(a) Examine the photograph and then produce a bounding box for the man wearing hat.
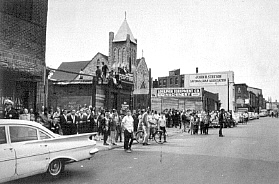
[3,99,18,119]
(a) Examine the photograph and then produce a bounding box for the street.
[7,117,279,184]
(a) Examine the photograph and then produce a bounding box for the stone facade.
[78,53,108,80]
[109,33,137,73]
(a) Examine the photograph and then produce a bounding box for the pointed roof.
[113,19,137,44]
[51,60,90,81]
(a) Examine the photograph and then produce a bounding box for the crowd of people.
[2,98,238,153]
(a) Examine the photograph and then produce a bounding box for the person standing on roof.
[101,62,108,79]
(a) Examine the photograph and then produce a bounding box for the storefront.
[151,88,219,113]
[48,74,134,113]
[0,51,45,117]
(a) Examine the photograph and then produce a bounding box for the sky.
[46,0,279,101]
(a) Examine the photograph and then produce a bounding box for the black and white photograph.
[0,0,279,183]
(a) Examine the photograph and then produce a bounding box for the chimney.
[196,67,198,74]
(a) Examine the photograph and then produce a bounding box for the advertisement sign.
[0,50,43,76]
[155,88,201,98]
[119,73,133,83]
[189,73,228,86]
[58,96,92,110]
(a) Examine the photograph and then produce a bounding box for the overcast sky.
[46,0,279,101]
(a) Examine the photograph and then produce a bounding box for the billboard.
[152,88,202,98]
[189,73,228,86]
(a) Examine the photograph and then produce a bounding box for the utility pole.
[228,77,230,112]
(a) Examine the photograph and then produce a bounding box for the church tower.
[108,15,137,73]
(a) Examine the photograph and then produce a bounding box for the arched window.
[114,48,118,62]
[118,48,122,65]
[97,59,100,65]
[122,48,126,64]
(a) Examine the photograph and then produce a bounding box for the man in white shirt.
[142,110,150,145]
[122,110,134,153]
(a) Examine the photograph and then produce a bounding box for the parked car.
[259,112,267,117]
[259,109,268,117]
[254,113,259,119]
[232,112,243,124]
[0,119,98,183]
[248,112,255,120]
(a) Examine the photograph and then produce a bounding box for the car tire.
[47,159,65,177]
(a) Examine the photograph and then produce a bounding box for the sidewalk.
[95,127,183,152]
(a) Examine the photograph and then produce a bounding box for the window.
[114,48,118,62]
[181,76,184,87]
[170,78,173,85]
[9,126,38,143]
[122,48,126,63]
[159,80,162,86]
[163,79,166,85]
[175,77,178,84]
[97,59,100,65]
[0,126,7,144]
[39,131,51,140]
[238,88,241,93]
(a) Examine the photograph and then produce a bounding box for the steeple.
[113,14,137,44]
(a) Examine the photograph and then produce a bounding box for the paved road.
[7,117,279,184]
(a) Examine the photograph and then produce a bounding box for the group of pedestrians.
[162,108,237,137]
[2,98,236,154]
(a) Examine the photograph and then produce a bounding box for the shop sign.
[58,96,92,111]
[156,88,201,97]
[189,73,228,86]
[119,73,133,83]
[0,50,43,76]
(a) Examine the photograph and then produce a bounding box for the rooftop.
[113,19,137,44]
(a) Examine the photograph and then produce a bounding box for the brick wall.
[0,0,48,64]
[0,0,48,110]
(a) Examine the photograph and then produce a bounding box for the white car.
[0,119,98,183]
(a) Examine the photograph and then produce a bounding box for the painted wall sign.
[119,73,133,83]
[189,73,228,86]
[155,88,201,98]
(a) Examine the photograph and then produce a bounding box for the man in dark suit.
[219,109,225,137]
[60,109,68,135]
[79,109,87,133]
[67,109,78,135]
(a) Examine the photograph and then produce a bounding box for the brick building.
[155,70,235,112]
[49,17,150,112]
[0,0,48,116]
[157,69,184,88]
[234,83,265,112]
